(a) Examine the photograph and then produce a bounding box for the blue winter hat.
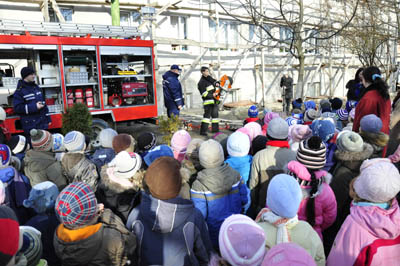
[267,174,302,218]
[23,181,59,214]
[170,64,182,71]
[345,100,357,112]
[336,109,349,121]
[292,99,303,110]
[248,105,259,118]
[360,114,382,134]
[311,119,335,142]
[144,145,174,166]
[304,101,316,111]
[286,117,298,126]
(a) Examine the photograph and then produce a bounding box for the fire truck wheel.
[92,118,111,148]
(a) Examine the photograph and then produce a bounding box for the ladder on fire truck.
[0,19,142,38]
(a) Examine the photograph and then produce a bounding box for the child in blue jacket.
[191,139,248,247]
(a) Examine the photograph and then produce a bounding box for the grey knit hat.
[267,117,289,140]
[336,131,364,153]
[199,139,224,169]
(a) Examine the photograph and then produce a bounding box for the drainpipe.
[111,0,120,26]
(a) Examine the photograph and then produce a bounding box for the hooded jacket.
[62,153,99,192]
[327,200,400,266]
[249,145,297,213]
[258,219,326,266]
[24,150,68,190]
[225,155,253,185]
[323,143,374,255]
[297,171,337,240]
[163,71,184,109]
[13,80,51,132]
[97,166,144,223]
[190,163,248,246]
[0,167,33,224]
[126,192,213,266]
[54,208,137,266]
[360,130,389,158]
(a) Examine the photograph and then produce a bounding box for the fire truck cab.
[0,19,158,134]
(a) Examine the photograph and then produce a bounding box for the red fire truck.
[0,19,158,135]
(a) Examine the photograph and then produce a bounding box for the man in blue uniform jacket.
[13,67,51,140]
[163,64,184,117]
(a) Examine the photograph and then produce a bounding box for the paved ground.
[114,102,285,144]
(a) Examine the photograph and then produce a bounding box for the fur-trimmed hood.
[100,165,145,194]
[360,130,389,147]
[334,143,374,170]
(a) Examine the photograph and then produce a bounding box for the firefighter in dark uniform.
[13,67,51,142]
[280,72,294,115]
[198,66,220,136]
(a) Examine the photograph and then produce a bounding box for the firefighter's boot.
[200,121,209,136]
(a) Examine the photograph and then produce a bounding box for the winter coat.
[280,76,293,98]
[127,191,213,266]
[225,155,252,185]
[24,150,68,190]
[353,84,391,135]
[360,130,389,158]
[89,148,115,174]
[97,166,143,223]
[26,212,60,266]
[13,80,51,132]
[62,153,99,191]
[190,163,248,246]
[0,166,33,224]
[323,143,374,255]
[346,80,364,102]
[243,117,260,126]
[323,140,337,172]
[388,96,400,160]
[297,172,337,240]
[54,208,137,266]
[163,71,184,110]
[327,200,400,266]
[258,219,326,266]
[0,122,11,144]
[249,145,297,213]
[198,75,218,105]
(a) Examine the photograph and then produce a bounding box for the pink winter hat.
[264,112,280,125]
[261,243,316,266]
[354,158,400,203]
[219,214,266,266]
[237,127,252,141]
[244,122,262,141]
[288,125,312,142]
[171,130,191,162]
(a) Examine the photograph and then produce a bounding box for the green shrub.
[158,115,183,145]
[62,103,93,136]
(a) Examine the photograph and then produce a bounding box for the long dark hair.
[362,66,390,100]
[354,67,364,83]
[306,171,319,227]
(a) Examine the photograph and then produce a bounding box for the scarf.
[255,208,299,244]
[266,140,290,149]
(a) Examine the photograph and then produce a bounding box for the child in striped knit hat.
[288,136,337,240]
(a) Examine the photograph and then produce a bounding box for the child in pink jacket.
[327,158,400,266]
[289,136,337,240]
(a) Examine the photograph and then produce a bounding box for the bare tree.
[216,0,359,98]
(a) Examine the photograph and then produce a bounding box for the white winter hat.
[199,139,224,169]
[99,128,118,149]
[354,158,400,203]
[227,131,250,157]
[64,131,86,152]
[109,151,142,179]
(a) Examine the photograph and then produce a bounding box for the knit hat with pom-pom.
[296,136,326,170]
[30,129,53,152]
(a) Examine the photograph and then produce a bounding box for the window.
[120,11,141,27]
[279,26,293,53]
[49,7,73,22]
[170,16,188,51]
[209,19,238,49]
[304,29,319,54]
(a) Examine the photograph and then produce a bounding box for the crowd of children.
[1,66,400,266]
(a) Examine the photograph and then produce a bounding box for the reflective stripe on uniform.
[206,85,214,91]
[23,93,35,99]
[203,100,215,105]
[202,119,211,123]
[212,119,219,123]
[25,104,29,114]
[202,91,208,97]
[174,98,182,102]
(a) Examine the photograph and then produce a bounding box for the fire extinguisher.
[67,89,74,107]
[85,88,94,108]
